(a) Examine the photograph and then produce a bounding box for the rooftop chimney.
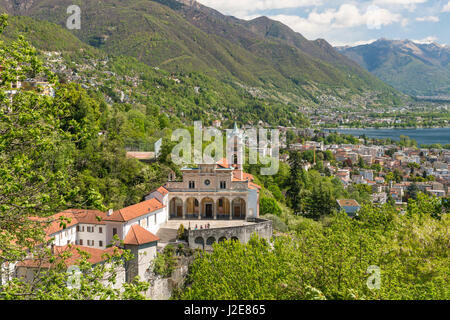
[107,209,113,216]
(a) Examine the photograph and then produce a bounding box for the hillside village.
[3,124,448,297]
[37,50,449,130]
[285,138,449,211]
[1,3,449,301]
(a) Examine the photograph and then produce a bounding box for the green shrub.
[262,213,288,232]
[260,197,282,216]
[177,224,185,240]
[152,245,177,277]
[268,185,284,203]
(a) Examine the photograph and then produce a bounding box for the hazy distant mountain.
[337,39,450,97]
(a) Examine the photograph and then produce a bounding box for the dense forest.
[179,193,449,300]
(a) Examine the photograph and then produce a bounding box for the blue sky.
[197,0,450,46]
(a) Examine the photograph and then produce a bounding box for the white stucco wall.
[105,222,125,246]
[124,206,166,236]
[247,188,259,219]
[76,224,107,248]
[51,225,77,246]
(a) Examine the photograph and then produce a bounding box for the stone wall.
[145,219,273,299]
[145,255,192,300]
[187,218,273,250]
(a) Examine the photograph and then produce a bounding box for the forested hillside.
[0,15,310,130]
[0,0,404,110]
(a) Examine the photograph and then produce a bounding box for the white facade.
[50,225,77,246]
[104,201,167,246]
[76,223,107,248]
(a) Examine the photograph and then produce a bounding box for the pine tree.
[287,151,303,214]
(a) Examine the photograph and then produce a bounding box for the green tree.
[260,197,282,216]
[0,16,153,299]
[286,151,304,214]
[179,197,449,300]
[267,185,283,203]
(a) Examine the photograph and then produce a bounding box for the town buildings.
[284,135,449,212]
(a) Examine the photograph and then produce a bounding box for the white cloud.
[443,1,450,12]
[372,0,427,5]
[416,15,439,22]
[267,4,402,40]
[196,0,322,18]
[413,36,438,44]
[333,39,377,47]
[366,5,402,30]
[372,0,428,12]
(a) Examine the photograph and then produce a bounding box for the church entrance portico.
[201,197,214,219]
[232,198,246,219]
[169,197,183,218]
[205,203,213,218]
[168,194,247,221]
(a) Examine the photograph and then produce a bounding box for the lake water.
[327,128,450,146]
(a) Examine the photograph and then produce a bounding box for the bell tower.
[228,122,243,180]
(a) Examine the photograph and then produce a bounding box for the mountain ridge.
[337,38,450,97]
[0,0,403,108]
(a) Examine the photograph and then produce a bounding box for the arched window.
[206,237,216,246]
[233,154,238,165]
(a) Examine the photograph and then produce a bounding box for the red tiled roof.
[67,209,107,225]
[243,172,254,181]
[124,224,159,245]
[232,170,254,181]
[337,199,360,207]
[30,209,107,239]
[104,198,164,222]
[126,151,155,160]
[30,211,79,238]
[216,158,231,168]
[157,186,169,196]
[17,245,121,268]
